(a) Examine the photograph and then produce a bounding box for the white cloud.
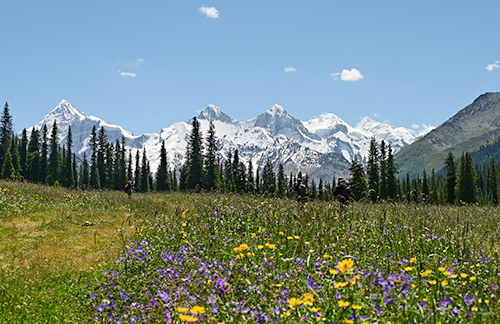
[485,60,500,72]
[198,6,219,18]
[331,68,364,81]
[284,67,297,72]
[126,58,144,67]
[120,72,137,77]
[412,124,420,129]
[418,124,435,136]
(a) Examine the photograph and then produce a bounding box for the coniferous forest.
[1,102,499,204]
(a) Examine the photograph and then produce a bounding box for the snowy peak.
[45,99,87,123]
[197,104,237,124]
[303,113,351,136]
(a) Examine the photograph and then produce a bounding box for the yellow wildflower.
[329,268,338,275]
[303,293,314,306]
[337,259,354,273]
[404,267,413,271]
[190,306,206,315]
[310,307,320,312]
[288,297,303,307]
[352,304,363,310]
[338,300,350,308]
[177,307,189,313]
[179,314,199,322]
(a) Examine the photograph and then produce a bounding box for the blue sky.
[2,0,499,136]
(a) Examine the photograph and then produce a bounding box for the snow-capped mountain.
[25,100,424,182]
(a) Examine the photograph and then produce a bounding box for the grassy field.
[1,180,499,323]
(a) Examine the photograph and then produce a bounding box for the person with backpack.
[295,178,308,204]
[125,180,136,198]
[334,177,351,205]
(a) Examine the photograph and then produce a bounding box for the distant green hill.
[396,92,500,176]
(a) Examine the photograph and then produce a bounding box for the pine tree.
[185,117,204,191]
[80,153,89,188]
[444,152,457,204]
[0,102,14,172]
[488,158,498,205]
[19,129,28,178]
[134,149,141,191]
[379,140,388,199]
[26,128,41,182]
[430,169,438,203]
[1,150,15,179]
[156,141,170,191]
[97,126,108,188]
[366,137,379,202]
[46,121,60,186]
[89,126,100,189]
[247,160,255,194]
[456,152,477,203]
[63,126,75,188]
[223,150,234,192]
[349,156,367,200]
[140,147,150,192]
[386,144,399,199]
[421,169,430,200]
[261,159,276,195]
[204,119,220,191]
[40,124,49,183]
[277,164,286,197]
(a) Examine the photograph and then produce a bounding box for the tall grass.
[1,180,499,323]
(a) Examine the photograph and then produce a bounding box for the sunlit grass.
[1,180,499,323]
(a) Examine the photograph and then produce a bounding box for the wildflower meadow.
[0,180,499,323]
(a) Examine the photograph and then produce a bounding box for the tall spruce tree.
[386,144,399,199]
[40,124,49,183]
[488,158,498,204]
[444,152,457,204]
[277,164,286,197]
[204,120,220,191]
[0,102,14,171]
[89,126,100,188]
[80,153,90,188]
[379,140,388,199]
[140,147,150,192]
[19,129,28,178]
[456,152,477,203]
[63,126,75,188]
[185,117,204,191]
[97,126,108,188]
[46,121,60,186]
[349,156,367,200]
[367,137,379,202]
[27,128,41,182]
[156,141,170,191]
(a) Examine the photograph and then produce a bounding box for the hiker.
[125,180,136,198]
[295,178,308,204]
[334,177,351,205]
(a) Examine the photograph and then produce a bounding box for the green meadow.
[1,179,499,323]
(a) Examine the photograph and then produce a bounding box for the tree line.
[1,102,499,204]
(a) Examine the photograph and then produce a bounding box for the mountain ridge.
[24,100,426,182]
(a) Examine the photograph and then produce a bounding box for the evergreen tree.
[488,158,498,205]
[40,124,48,183]
[185,117,204,191]
[80,153,89,188]
[46,121,60,185]
[26,128,41,182]
[63,126,75,188]
[156,141,170,191]
[379,140,388,199]
[140,147,150,192]
[386,144,399,199]
[134,149,141,191]
[277,164,286,197]
[430,169,438,203]
[421,169,430,200]
[444,152,457,204]
[456,152,477,203]
[19,129,28,178]
[247,160,255,194]
[204,119,221,191]
[261,159,276,195]
[223,150,234,192]
[255,167,260,195]
[233,150,246,193]
[97,126,108,188]
[89,126,100,189]
[127,150,133,183]
[1,150,15,179]
[349,156,367,200]
[367,137,379,202]
[310,179,317,200]
[0,102,14,172]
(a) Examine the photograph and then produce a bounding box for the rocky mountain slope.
[25,100,423,182]
[395,92,500,176]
